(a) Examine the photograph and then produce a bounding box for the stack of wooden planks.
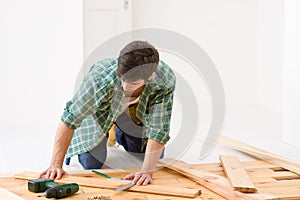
[1,136,300,199]
[0,158,298,199]
[218,135,300,175]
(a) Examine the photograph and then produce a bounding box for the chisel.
[91,170,134,192]
[115,181,134,192]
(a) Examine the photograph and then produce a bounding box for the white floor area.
[1,105,300,174]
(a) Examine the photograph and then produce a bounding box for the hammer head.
[28,178,54,192]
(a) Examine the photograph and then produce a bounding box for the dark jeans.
[65,137,107,170]
[115,127,165,158]
[115,126,145,153]
[65,126,164,170]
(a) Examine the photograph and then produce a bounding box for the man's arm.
[125,88,174,185]
[39,121,74,180]
[124,138,164,185]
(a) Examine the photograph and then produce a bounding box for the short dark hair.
[117,41,159,82]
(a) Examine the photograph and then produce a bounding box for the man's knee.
[115,126,144,153]
[78,140,107,169]
[78,151,106,169]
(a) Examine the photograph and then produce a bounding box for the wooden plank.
[255,179,300,188]
[0,174,14,178]
[2,160,300,200]
[218,136,300,175]
[13,171,200,198]
[0,187,25,200]
[0,177,196,200]
[219,155,257,193]
[246,192,280,200]
[159,158,260,200]
[67,169,127,177]
[259,187,300,200]
[271,171,300,180]
[193,161,281,173]
[248,176,277,184]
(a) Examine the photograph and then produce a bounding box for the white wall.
[257,0,284,112]
[282,0,300,148]
[0,1,83,129]
[133,0,259,108]
[132,0,286,141]
[0,0,83,172]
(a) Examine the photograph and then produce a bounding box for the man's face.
[120,72,155,93]
[121,79,145,92]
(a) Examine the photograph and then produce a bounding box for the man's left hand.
[124,171,153,186]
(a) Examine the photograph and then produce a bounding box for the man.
[40,41,176,186]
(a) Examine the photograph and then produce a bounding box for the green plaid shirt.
[61,58,176,158]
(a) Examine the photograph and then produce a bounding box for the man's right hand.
[39,165,67,180]
[40,122,74,180]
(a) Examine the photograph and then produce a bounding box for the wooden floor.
[1,160,300,200]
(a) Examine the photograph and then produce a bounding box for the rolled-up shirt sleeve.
[145,89,174,144]
[61,68,106,129]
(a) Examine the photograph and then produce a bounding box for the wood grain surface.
[219,155,257,193]
[0,160,299,200]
